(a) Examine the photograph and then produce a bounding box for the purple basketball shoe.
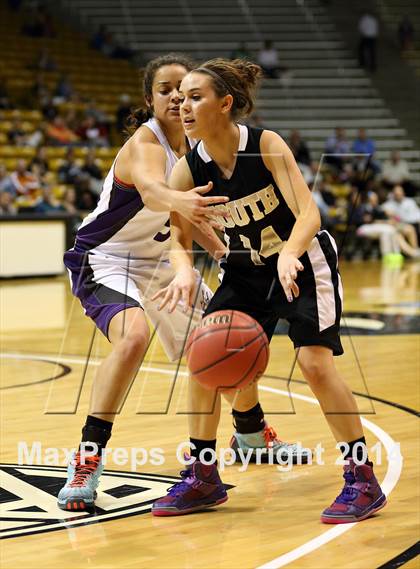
[152,461,228,517]
[321,459,386,524]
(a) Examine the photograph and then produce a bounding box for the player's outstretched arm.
[261,130,321,301]
[129,131,228,227]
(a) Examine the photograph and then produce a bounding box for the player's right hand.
[151,266,196,313]
[173,181,229,229]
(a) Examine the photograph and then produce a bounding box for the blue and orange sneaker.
[152,460,228,517]
[57,452,103,511]
[230,423,312,464]
[321,459,386,523]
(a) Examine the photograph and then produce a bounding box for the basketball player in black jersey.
[152,59,386,523]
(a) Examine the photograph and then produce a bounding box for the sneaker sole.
[57,491,97,512]
[321,495,387,524]
[152,495,228,517]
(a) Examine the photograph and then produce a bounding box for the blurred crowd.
[0,2,418,262]
[283,126,420,262]
[1,113,419,263]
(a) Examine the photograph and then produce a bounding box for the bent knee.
[116,331,150,362]
[297,350,331,385]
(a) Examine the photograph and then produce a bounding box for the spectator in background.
[85,99,109,126]
[74,173,98,211]
[311,183,339,232]
[29,146,49,176]
[34,185,65,214]
[46,116,79,146]
[352,128,380,176]
[58,148,81,184]
[9,159,40,196]
[7,118,26,145]
[62,187,82,233]
[0,164,15,195]
[382,150,417,196]
[90,24,109,52]
[116,94,132,135]
[352,128,375,156]
[81,149,102,179]
[383,185,420,226]
[357,191,419,260]
[64,108,79,132]
[398,16,414,52]
[25,121,47,148]
[81,149,103,194]
[257,40,286,78]
[77,116,109,147]
[40,94,58,121]
[325,127,350,171]
[0,191,17,215]
[289,130,311,166]
[54,74,74,102]
[61,187,79,217]
[90,25,135,60]
[326,127,350,155]
[358,11,379,72]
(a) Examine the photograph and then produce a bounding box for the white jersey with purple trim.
[74,118,194,261]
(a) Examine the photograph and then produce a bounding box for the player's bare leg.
[58,308,149,511]
[297,346,363,441]
[90,308,150,419]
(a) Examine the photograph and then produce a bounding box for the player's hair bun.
[197,58,263,119]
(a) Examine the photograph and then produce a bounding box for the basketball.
[185,310,269,391]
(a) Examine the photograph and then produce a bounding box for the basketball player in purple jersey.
[152,59,386,523]
[58,54,306,512]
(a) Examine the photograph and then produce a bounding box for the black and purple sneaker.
[152,461,228,517]
[321,459,386,524]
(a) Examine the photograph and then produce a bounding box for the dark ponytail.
[125,53,195,135]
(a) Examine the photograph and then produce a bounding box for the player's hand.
[151,266,196,313]
[173,181,229,229]
[277,251,304,302]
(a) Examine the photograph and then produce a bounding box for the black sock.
[80,415,113,456]
[190,438,217,464]
[232,402,265,434]
[340,437,370,464]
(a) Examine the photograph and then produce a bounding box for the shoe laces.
[167,468,195,497]
[69,452,101,487]
[263,425,281,448]
[335,470,358,504]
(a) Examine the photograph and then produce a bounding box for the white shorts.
[64,249,211,361]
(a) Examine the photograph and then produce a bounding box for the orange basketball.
[185,310,269,391]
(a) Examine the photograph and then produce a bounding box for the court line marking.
[2,352,402,567]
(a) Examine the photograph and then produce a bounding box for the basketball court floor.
[1,260,419,568]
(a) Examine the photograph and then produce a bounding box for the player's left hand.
[277,251,304,302]
[151,266,197,313]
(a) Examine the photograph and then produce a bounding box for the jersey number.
[239,225,283,266]
[153,219,170,242]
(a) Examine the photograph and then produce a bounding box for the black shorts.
[204,231,344,356]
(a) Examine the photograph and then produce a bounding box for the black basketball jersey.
[186,124,296,271]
